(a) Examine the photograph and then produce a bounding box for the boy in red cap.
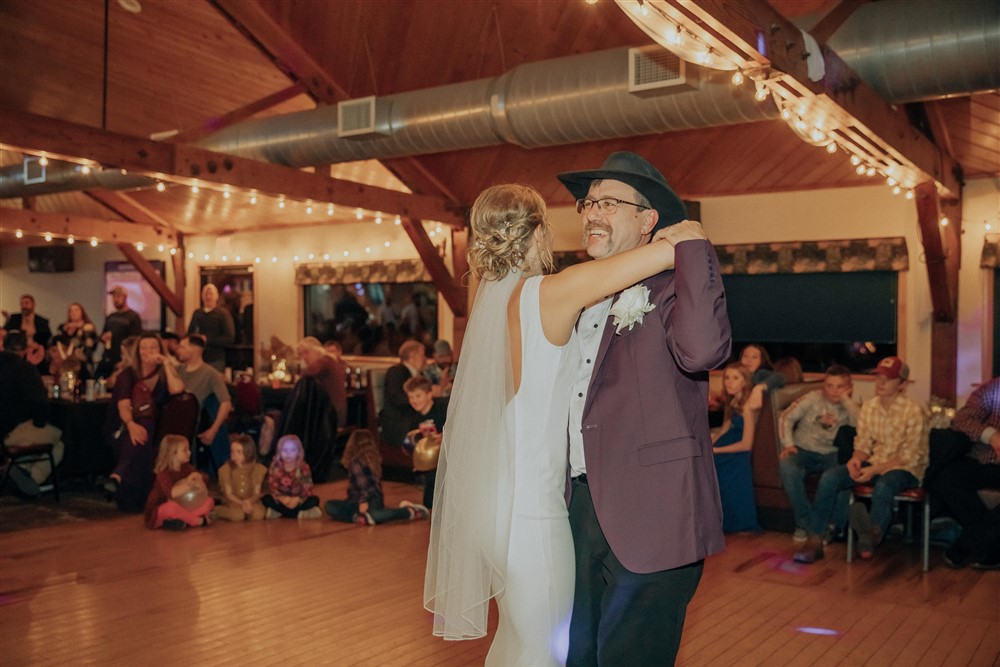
[794,356,928,563]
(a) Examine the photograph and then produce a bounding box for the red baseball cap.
[874,356,909,381]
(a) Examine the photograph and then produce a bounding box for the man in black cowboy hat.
[560,151,731,665]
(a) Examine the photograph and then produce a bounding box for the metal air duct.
[829,0,1000,103]
[0,47,775,198]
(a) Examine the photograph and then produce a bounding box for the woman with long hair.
[424,184,697,665]
[711,362,761,533]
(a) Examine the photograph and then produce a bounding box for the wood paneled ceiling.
[0,0,996,239]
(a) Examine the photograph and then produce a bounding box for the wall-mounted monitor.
[28,245,74,273]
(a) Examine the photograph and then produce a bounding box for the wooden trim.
[0,208,175,246]
[681,0,961,199]
[0,111,463,226]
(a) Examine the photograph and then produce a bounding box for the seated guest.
[422,339,455,397]
[144,435,214,531]
[403,376,448,509]
[795,357,928,563]
[297,337,347,429]
[0,331,62,498]
[379,339,427,447]
[325,429,429,525]
[263,435,322,519]
[53,302,99,378]
[105,332,185,512]
[740,344,785,391]
[160,331,181,357]
[106,335,139,389]
[98,286,143,378]
[215,434,267,522]
[4,295,51,372]
[773,356,804,385]
[779,365,859,543]
[175,334,232,469]
[187,283,235,372]
[712,362,760,533]
[930,376,1000,569]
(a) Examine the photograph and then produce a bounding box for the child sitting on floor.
[215,434,267,521]
[263,435,322,519]
[144,435,214,530]
[325,429,429,525]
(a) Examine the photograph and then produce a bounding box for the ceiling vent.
[337,96,392,139]
[628,46,699,96]
[22,156,46,185]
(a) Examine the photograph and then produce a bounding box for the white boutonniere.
[609,284,655,335]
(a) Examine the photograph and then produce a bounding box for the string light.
[855,165,866,175]
[136,242,144,251]
[343,250,350,257]
[250,195,257,205]
[223,190,231,199]
[278,199,286,209]
[754,81,768,102]
[191,184,199,193]
[169,247,177,255]
[395,215,402,225]
[293,255,300,262]
[306,206,313,215]
[323,253,331,261]
[355,208,364,220]
[157,244,164,252]
[375,214,382,225]
[235,255,241,262]
[254,257,261,263]
[865,166,876,177]
[826,143,838,154]
[80,165,91,175]
[327,205,334,216]
[188,252,195,259]
[38,156,49,166]
[905,190,915,200]
[203,253,210,260]
[892,186,901,195]
[365,247,372,254]
[940,217,949,227]
[44,232,53,242]
[271,256,277,263]
[67,235,75,245]
[308,253,315,260]
[155,181,166,192]
[666,25,684,45]
[15,229,23,238]
[384,241,391,248]
[731,70,744,86]
[91,238,99,247]
[221,255,228,262]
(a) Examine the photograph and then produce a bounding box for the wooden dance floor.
[2,480,997,666]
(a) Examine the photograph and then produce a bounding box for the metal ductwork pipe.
[0,47,775,198]
[828,0,1000,103]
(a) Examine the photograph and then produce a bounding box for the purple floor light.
[794,626,842,637]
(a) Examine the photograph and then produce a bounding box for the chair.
[155,392,201,462]
[1,442,60,501]
[847,484,930,571]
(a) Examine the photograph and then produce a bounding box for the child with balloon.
[144,435,214,530]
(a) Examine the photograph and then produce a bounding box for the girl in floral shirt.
[263,435,322,519]
[324,429,428,525]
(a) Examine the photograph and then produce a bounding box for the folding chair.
[847,484,930,571]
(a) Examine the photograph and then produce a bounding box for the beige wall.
[4,179,995,406]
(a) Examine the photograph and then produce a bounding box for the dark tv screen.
[28,245,74,273]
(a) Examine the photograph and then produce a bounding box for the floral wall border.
[295,258,432,285]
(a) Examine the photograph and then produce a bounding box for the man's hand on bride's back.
[652,220,707,246]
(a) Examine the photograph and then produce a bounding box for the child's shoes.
[162,519,187,531]
[400,500,430,521]
[265,508,281,520]
[298,507,323,520]
[354,511,375,526]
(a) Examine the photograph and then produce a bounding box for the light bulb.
[235,256,241,262]
[384,241,391,248]
[249,195,257,205]
[810,129,825,142]
[278,199,286,209]
[892,186,901,195]
[826,143,838,154]
[38,156,49,166]
[306,206,313,214]
[986,223,992,231]
[255,257,261,264]
[343,250,350,257]
[865,166,876,177]
[850,155,861,166]
[203,253,210,260]
[887,177,897,186]
[156,181,166,192]
[696,50,711,66]
[905,190,914,200]
[327,205,334,216]
[15,229,23,238]
[324,253,331,260]
[639,2,648,17]
[375,215,382,225]
[44,232,53,242]
[940,217,949,227]
[80,165,91,175]
[293,255,300,262]
[136,242,144,251]
[365,247,372,254]
[91,238,99,247]
[754,85,768,102]
[271,256,277,263]
[395,215,402,225]
[67,236,75,245]
[223,190,231,199]
[192,185,199,193]
[731,71,744,86]
[308,253,315,260]
[157,244,164,252]
[856,165,866,175]
[355,208,363,219]
[666,26,684,45]
[781,108,792,120]
[169,247,177,255]
[429,230,436,238]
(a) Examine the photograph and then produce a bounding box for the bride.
[424,183,695,665]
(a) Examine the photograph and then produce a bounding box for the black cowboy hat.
[557,151,687,232]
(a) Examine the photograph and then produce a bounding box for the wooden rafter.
[913,181,955,323]
[116,242,184,317]
[679,0,961,200]
[0,208,176,247]
[210,0,461,204]
[0,111,463,226]
[400,217,467,318]
[169,83,306,144]
[806,0,869,45]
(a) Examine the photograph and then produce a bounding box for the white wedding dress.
[487,274,578,666]
[424,273,578,667]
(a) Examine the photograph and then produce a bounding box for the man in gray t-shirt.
[778,365,859,543]
[176,334,232,467]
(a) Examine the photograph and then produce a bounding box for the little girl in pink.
[144,435,214,530]
[263,435,322,519]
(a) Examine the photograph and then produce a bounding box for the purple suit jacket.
[580,239,731,574]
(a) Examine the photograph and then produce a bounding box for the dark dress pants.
[567,477,703,666]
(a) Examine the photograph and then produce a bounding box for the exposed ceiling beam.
[806,0,868,45]
[210,0,460,204]
[116,242,184,318]
[169,83,306,144]
[913,181,955,323]
[0,111,463,225]
[924,101,958,163]
[0,208,177,246]
[84,190,175,230]
[400,217,467,318]
[680,0,961,200]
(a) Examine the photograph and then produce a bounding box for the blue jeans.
[809,465,919,537]
[779,448,845,531]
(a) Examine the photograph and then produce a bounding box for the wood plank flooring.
[1,481,997,666]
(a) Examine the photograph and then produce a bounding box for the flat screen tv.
[28,245,74,272]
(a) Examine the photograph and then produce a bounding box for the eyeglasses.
[575,197,650,216]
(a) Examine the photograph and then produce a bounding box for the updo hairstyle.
[468,184,553,280]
